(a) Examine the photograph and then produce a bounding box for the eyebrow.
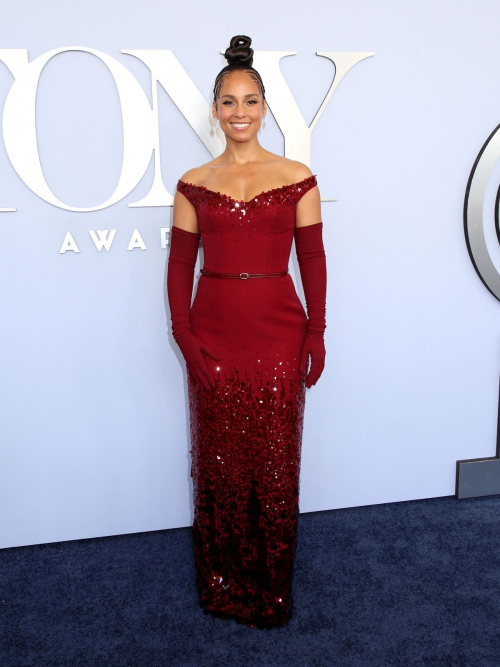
[220,93,260,99]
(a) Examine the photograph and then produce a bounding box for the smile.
[231,123,251,130]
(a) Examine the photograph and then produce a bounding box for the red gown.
[176,174,318,629]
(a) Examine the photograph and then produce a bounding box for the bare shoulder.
[284,159,314,182]
[178,166,207,186]
[180,159,226,185]
[260,155,312,181]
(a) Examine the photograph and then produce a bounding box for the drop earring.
[214,118,219,130]
[262,117,266,130]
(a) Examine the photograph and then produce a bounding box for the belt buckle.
[240,272,249,280]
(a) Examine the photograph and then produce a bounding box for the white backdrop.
[1,0,500,549]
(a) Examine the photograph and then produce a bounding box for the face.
[213,70,266,141]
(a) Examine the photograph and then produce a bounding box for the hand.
[177,334,222,391]
[299,335,326,389]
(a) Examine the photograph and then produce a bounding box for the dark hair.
[213,35,266,105]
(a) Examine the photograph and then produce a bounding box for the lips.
[231,123,251,130]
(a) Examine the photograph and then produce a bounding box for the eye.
[222,100,258,105]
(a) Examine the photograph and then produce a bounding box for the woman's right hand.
[177,334,222,391]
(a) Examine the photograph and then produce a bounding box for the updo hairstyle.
[213,35,266,105]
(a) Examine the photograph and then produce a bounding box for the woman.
[167,35,327,629]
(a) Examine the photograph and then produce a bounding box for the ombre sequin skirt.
[186,273,308,629]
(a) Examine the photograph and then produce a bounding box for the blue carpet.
[1,495,499,666]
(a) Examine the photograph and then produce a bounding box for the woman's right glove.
[295,222,327,388]
[167,225,222,391]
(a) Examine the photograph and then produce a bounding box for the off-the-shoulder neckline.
[177,174,317,206]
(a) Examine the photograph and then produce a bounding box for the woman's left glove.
[295,222,327,388]
[299,336,326,389]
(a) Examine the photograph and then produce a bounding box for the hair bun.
[224,35,254,68]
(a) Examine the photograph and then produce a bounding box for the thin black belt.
[200,269,288,280]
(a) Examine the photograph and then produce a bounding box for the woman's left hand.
[299,336,326,388]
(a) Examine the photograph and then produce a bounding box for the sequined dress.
[176,174,318,629]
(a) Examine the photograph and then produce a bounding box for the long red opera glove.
[295,222,327,388]
[167,225,222,391]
